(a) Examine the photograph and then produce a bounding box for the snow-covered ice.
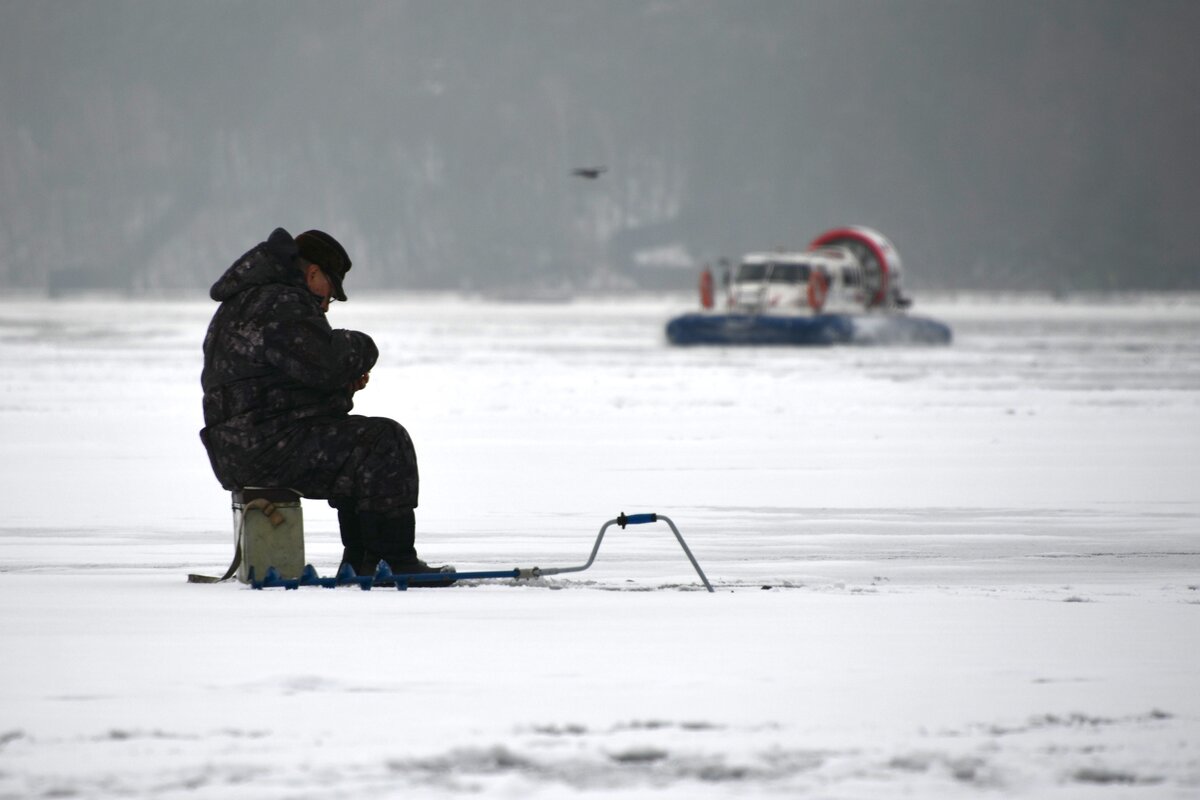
[1,292,1198,798]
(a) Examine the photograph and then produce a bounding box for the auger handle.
[617,512,657,528]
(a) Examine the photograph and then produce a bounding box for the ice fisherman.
[199,227,452,578]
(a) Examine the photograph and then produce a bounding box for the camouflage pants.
[273,415,420,515]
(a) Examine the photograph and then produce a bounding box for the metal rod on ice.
[523,512,714,592]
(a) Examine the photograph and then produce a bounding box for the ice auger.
[249,511,714,593]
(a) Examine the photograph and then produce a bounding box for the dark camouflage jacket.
[200,228,378,489]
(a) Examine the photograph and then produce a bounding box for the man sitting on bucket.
[200,227,452,580]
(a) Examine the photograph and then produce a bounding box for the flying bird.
[571,166,607,179]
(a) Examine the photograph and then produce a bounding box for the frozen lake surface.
[1,293,1198,797]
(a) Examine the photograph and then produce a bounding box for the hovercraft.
[666,226,951,346]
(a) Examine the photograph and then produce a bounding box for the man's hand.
[350,372,370,393]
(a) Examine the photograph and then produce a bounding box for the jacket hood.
[209,228,306,302]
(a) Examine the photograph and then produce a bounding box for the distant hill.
[1,0,1197,294]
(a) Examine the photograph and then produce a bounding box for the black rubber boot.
[337,507,365,573]
[358,508,417,572]
[359,509,455,585]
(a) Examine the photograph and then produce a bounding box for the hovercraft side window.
[767,263,811,284]
[735,263,768,283]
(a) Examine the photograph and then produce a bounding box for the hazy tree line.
[1,0,1196,296]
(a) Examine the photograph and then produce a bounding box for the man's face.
[305,264,333,312]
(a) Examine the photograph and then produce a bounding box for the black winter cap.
[295,229,351,301]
